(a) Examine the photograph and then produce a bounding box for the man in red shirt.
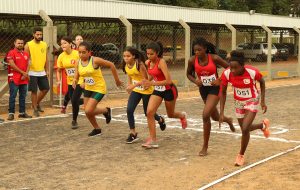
[6,38,32,120]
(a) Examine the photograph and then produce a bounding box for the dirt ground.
[0,78,299,190]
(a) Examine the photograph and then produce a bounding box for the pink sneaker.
[142,138,159,149]
[61,106,66,114]
[235,154,245,166]
[180,112,187,129]
[262,118,270,138]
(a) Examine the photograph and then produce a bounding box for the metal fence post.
[119,15,132,46]
[262,25,272,80]
[225,22,236,51]
[179,19,190,88]
[293,27,300,77]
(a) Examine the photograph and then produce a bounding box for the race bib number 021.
[200,74,216,86]
[235,87,252,98]
[66,68,75,76]
[84,77,95,85]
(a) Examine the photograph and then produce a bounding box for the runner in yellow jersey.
[122,47,166,144]
[57,36,84,129]
[73,42,124,136]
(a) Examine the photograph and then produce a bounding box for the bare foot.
[199,149,208,156]
[227,117,235,132]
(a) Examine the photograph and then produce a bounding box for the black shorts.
[199,86,220,100]
[152,85,178,101]
[84,90,105,102]
[28,75,50,93]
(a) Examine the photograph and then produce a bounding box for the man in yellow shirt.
[24,27,50,117]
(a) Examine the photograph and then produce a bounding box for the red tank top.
[147,59,171,90]
[194,54,218,86]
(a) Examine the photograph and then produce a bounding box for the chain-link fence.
[0,13,299,112]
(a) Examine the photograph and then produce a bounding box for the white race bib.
[200,74,217,86]
[66,68,75,76]
[132,80,144,91]
[84,77,95,85]
[235,87,252,98]
[154,85,166,92]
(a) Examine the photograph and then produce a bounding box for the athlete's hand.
[80,83,85,89]
[142,79,152,89]
[195,78,202,87]
[46,70,49,78]
[211,79,221,86]
[261,102,267,114]
[126,84,134,94]
[219,113,224,128]
[72,81,77,89]
[116,80,124,88]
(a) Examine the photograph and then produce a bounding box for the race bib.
[200,74,217,86]
[132,80,144,91]
[66,68,75,76]
[154,85,166,92]
[84,77,95,85]
[235,87,252,98]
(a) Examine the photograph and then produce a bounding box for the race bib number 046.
[235,87,252,98]
[200,74,216,86]
[66,68,75,76]
[84,77,95,85]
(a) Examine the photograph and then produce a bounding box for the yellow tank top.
[28,40,47,72]
[57,50,79,85]
[125,62,153,94]
[78,57,106,94]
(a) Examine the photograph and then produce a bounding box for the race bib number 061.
[200,74,216,86]
[235,87,252,98]
[84,77,95,85]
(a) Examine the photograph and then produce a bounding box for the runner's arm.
[258,77,267,113]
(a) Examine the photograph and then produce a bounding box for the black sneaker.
[33,109,40,117]
[103,107,111,124]
[37,105,44,112]
[7,114,14,121]
[126,133,139,144]
[18,113,32,118]
[158,116,166,131]
[0,118,4,123]
[88,128,102,137]
[71,120,78,129]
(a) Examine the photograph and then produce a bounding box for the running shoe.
[37,104,44,112]
[126,133,139,144]
[142,138,159,149]
[262,118,270,138]
[0,118,4,123]
[61,106,66,114]
[234,154,245,166]
[158,116,166,131]
[88,128,102,137]
[7,114,14,121]
[33,109,40,117]
[71,120,78,129]
[103,107,111,124]
[180,112,188,129]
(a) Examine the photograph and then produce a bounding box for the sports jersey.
[221,65,262,101]
[78,56,106,94]
[125,61,153,94]
[6,48,29,85]
[57,50,79,85]
[147,59,171,91]
[27,40,47,72]
[194,54,218,86]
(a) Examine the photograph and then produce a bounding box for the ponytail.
[122,46,146,74]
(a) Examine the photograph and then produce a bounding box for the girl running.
[219,50,270,166]
[73,42,124,136]
[122,46,166,144]
[186,37,235,156]
[56,36,84,129]
[142,42,187,149]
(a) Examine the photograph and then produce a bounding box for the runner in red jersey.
[219,51,270,166]
[142,42,187,149]
[187,37,234,156]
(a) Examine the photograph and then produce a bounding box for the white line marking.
[197,144,300,190]
[0,114,69,125]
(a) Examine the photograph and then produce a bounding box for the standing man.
[6,38,32,120]
[25,27,50,117]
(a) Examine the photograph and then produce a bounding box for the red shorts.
[234,97,259,118]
